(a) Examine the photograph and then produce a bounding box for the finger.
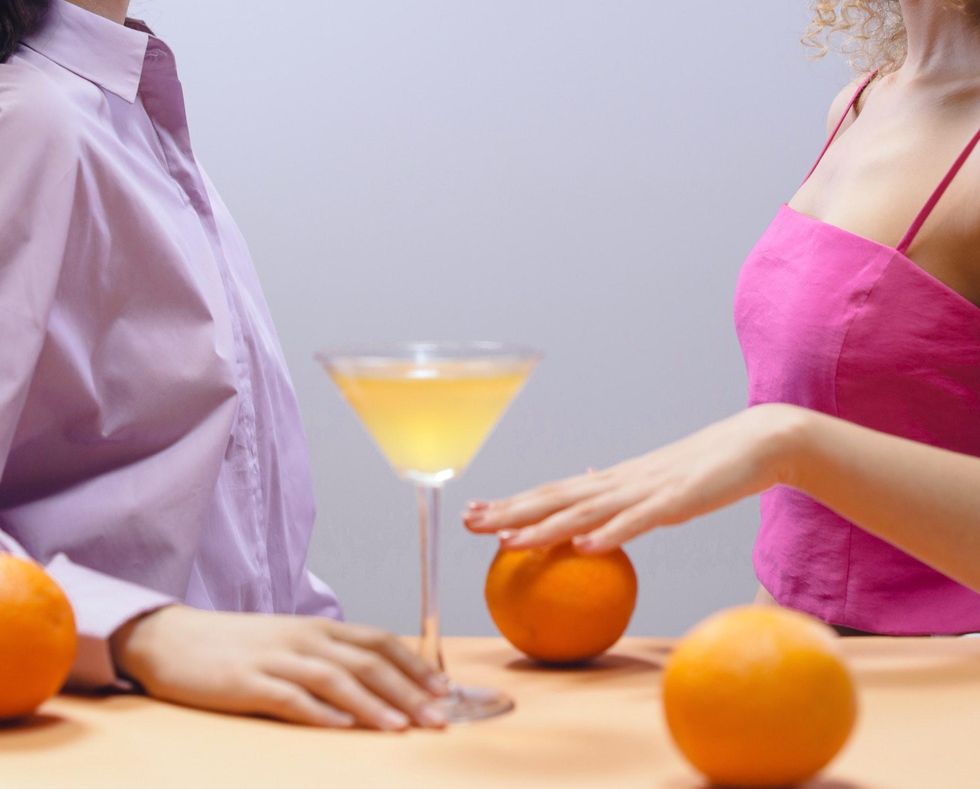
[327,641,447,729]
[498,486,650,550]
[462,476,597,533]
[323,623,449,696]
[269,655,411,732]
[572,496,671,553]
[463,476,612,533]
[246,674,356,728]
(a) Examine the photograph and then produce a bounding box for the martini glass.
[316,341,541,722]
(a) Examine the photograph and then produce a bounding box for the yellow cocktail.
[329,361,530,482]
[316,342,541,723]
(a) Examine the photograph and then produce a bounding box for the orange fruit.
[0,554,77,719]
[485,542,637,663]
[663,605,857,788]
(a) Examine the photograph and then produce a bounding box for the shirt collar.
[22,0,151,103]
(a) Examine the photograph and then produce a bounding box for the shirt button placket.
[139,42,276,610]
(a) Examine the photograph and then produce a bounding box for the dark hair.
[1,0,51,63]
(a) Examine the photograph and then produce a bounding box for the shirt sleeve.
[0,538,175,688]
[0,74,176,690]
[293,568,345,621]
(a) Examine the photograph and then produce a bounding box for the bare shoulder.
[963,149,980,244]
[950,90,980,239]
[824,75,875,136]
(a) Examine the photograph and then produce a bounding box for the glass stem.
[416,483,445,673]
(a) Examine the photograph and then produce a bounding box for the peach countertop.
[3,637,979,789]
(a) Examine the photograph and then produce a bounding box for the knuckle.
[355,654,387,680]
[264,685,304,716]
[219,662,254,693]
[333,621,366,640]
[407,655,430,674]
[402,692,430,713]
[383,674,423,702]
[650,489,682,516]
[625,505,659,531]
[494,513,519,529]
[311,664,346,692]
[535,482,561,498]
[357,626,387,648]
[291,627,324,652]
[572,503,599,521]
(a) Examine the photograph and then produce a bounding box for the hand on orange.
[464,404,807,552]
[110,606,449,731]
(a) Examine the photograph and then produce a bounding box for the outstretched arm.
[464,404,980,593]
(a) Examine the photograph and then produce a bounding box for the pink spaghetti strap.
[897,127,980,254]
[802,70,879,185]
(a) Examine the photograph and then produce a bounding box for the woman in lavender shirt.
[0,0,448,730]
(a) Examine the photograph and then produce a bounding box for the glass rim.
[314,340,543,367]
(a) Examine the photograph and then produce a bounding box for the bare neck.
[66,0,131,25]
[898,0,980,83]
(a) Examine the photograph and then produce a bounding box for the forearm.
[782,407,980,592]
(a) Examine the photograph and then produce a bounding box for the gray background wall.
[136,1,849,637]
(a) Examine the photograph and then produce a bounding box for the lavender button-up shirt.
[0,1,341,688]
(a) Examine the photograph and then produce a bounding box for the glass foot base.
[436,685,515,723]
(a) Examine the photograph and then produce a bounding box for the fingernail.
[426,673,451,695]
[418,704,448,728]
[572,534,594,551]
[380,710,410,731]
[500,530,529,548]
[464,511,485,526]
[467,501,489,511]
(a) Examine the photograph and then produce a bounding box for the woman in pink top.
[469,0,980,635]
[0,0,448,729]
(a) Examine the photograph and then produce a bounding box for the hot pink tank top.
[734,73,980,635]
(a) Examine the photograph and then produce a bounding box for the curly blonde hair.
[805,0,978,74]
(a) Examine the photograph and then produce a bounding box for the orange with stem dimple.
[0,555,77,719]
[485,542,638,664]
